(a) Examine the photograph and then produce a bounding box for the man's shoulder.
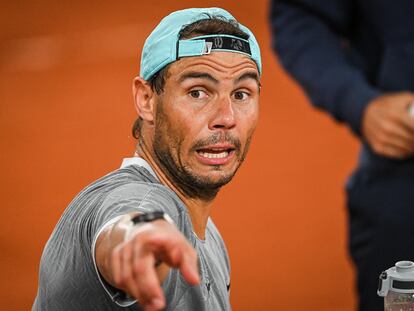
[79,164,158,197]
[87,165,186,222]
[101,173,180,208]
[64,164,166,216]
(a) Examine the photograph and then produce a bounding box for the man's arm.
[270,0,414,158]
[270,0,380,136]
[95,213,200,311]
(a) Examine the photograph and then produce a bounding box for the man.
[33,7,262,311]
[270,1,414,310]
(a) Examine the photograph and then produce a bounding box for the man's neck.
[136,146,213,240]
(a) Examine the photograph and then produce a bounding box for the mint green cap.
[140,7,262,81]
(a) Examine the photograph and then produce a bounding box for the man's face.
[152,52,260,200]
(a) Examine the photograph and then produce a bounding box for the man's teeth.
[199,151,229,159]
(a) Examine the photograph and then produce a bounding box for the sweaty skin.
[96,51,260,311]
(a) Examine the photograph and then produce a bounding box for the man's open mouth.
[196,147,235,159]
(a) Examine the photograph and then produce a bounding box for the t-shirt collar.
[120,157,159,181]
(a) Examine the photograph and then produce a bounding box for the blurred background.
[0,1,360,310]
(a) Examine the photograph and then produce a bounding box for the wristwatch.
[130,211,174,268]
[131,211,174,225]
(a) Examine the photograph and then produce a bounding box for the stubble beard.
[152,104,252,201]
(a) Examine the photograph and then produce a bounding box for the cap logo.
[203,35,251,55]
[177,35,252,61]
[231,38,244,51]
[203,42,213,55]
[214,37,223,49]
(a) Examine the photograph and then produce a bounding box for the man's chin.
[182,178,229,201]
[192,173,235,189]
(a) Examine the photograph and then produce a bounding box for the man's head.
[133,8,261,201]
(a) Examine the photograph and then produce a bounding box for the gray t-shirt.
[33,158,231,311]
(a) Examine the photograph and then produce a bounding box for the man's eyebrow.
[235,71,261,87]
[178,72,219,84]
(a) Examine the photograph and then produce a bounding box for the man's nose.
[208,96,236,130]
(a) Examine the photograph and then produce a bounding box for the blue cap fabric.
[140,7,262,80]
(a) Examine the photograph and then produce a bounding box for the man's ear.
[132,76,155,123]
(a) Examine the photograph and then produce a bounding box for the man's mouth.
[195,145,236,164]
[198,150,230,159]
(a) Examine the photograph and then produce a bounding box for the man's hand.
[96,216,200,311]
[362,92,414,159]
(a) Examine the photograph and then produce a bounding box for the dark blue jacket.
[270,0,414,171]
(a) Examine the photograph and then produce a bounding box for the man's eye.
[189,90,208,99]
[233,91,249,101]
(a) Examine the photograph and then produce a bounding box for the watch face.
[131,211,165,224]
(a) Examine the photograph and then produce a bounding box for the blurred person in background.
[270,1,414,310]
[33,7,262,311]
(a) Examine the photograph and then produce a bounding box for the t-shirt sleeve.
[89,183,184,307]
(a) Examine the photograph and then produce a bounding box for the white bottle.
[378,261,414,311]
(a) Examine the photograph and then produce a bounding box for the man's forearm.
[95,214,137,286]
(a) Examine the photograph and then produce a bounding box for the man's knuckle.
[145,282,159,295]
[133,263,145,276]
[382,123,393,134]
[374,135,385,146]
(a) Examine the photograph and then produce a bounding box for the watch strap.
[131,211,174,225]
